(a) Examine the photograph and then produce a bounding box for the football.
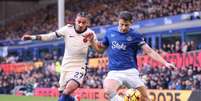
[124,89,141,101]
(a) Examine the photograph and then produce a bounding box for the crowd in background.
[1,59,201,95]
[0,60,60,95]
[72,0,201,26]
[0,0,201,40]
[159,40,196,54]
[0,5,58,40]
[140,64,201,90]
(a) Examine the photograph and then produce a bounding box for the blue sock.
[58,94,75,101]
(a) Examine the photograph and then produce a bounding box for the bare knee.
[104,88,116,99]
[63,87,75,95]
[103,79,121,99]
[63,80,79,95]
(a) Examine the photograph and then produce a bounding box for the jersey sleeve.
[40,32,58,41]
[101,31,109,46]
[55,25,68,37]
[40,25,69,41]
[136,33,146,47]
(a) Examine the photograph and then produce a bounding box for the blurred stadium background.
[0,0,201,101]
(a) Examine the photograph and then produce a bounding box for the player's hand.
[82,32,94,43]
[164,62,175,69]
[21,34,34,40]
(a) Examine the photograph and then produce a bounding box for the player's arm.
[90,40,107,53]
[135,33,175,68]
[21,26,66,41]
[21,32,60,41]
[141,43,175,68]
[92,31,109,53]
[83,32,108,53]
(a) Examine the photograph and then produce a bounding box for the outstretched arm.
[21,32,61,41]
[21,26,66,41]
[141,43,175,68]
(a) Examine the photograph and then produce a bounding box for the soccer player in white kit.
[21,12,97,101]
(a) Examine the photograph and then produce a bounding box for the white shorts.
[104,68,145,88]
[59,67,86,91]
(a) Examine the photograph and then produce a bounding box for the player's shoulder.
[106,27,118,35]
[108,27,118,32]
[66,24,74,27]
[86,28,94,33]
[130,28,143,37]
[59,24,73,30]
[130,29,145,42]
[66,24,74,30]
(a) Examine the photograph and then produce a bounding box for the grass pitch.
[0,95,96,101]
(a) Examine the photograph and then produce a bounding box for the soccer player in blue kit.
[86,11,175,101]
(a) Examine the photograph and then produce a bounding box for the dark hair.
[76,12,90,18]
[118,11,133,22]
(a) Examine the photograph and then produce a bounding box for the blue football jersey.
[102,27,145,70]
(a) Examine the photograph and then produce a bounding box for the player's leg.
[136,86,150,101]
[58,71,83,101]
[104,79,125,101]
[103,71,124,101]
[59,79,80,101]
[123,68,150,101]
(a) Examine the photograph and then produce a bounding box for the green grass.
[0,95,96,101]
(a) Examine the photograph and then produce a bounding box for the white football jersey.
[55,24,96,71]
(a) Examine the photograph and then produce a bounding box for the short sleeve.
[136,33,146,47]
[55,26,68,37]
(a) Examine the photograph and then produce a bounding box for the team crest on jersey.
[111,34,115,37]
[127,36,132,41]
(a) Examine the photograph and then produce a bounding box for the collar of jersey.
[116,27,132,35]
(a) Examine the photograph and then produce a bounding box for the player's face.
[75,16,89,32]
[118,19,132,33]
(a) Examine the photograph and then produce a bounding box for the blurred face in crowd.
[118,19,132,33]
[75,16,89,32]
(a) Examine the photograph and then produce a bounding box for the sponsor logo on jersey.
[112,41,126,50]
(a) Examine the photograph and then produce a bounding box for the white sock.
[110,94,124,101]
